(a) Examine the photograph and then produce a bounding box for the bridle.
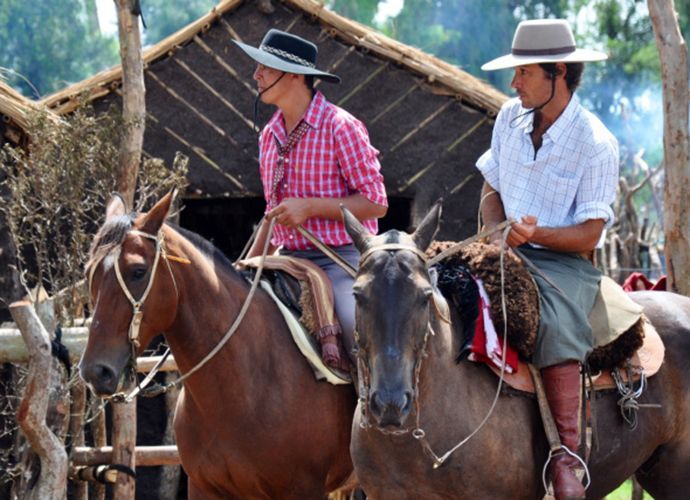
[87,229,176,353]
[354,242,439,439]
[353,225,514,469]
[86,219,276,403]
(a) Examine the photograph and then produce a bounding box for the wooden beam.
[0,327,178,372]
[71,445,180,467]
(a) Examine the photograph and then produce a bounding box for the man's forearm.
[530,219,605,253]
[480,182,506,228]
[308,194,387,221]
[246,218,277,258]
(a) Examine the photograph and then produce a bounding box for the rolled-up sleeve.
[334,117,388,208]
[574,138,619,227]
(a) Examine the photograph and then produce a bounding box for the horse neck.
[419,312,492,409]
[162,234,286,396]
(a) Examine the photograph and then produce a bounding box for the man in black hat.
[235,29,387,366]
[477,19,619,500]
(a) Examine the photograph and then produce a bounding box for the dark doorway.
[179,196,411,259]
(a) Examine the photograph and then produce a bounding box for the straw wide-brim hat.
[481,19,607,71]
[233,29,340,83]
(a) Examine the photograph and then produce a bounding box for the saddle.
[238,255,351,373]
[427,241,665,393]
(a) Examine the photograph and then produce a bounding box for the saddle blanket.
[259,280,351,385]
[487,318,664,394]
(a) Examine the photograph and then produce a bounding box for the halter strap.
[359,243,428,266]
[113,230,162,309]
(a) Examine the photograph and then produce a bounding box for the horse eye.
[131,267,148,281]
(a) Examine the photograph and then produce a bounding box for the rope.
[426,219,514,267]
[611,364,661,429]
[150,218,277,391]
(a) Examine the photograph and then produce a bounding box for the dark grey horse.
[343,204,690,499]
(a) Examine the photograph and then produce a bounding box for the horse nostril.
[402,391,413,413]
[370,391,383,417]
[94,363,116,386]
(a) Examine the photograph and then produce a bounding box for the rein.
[90,219,277,403]
[355,222,515,468]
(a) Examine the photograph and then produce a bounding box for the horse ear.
[140,189,177,235]
[105,193,128,221]
[342,206,372,252]
[412,200,442,250]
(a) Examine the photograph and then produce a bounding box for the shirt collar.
[517,93,580,143]
[544,93,579,144]
[266,91,327,145]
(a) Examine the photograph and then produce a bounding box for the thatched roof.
[37,0,507,239]
[0,80,61,145]
[42,0,506,115]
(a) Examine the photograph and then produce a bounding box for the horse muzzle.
[369,388,413,428]
[79,359,129,397]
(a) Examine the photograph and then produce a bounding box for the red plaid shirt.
[259,91,387,250]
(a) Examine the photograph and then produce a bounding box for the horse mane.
[168,223,240,279]
[87,214,242,283]
[86,213,136,272]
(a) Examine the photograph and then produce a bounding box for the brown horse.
[343,205,690,499]
[79,192,356,499]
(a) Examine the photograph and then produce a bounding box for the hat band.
[260,44,316,68]
[512,45,576,56]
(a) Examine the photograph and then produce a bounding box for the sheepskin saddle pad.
[427,241,646,374]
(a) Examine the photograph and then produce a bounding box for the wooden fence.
[3,300,181,500]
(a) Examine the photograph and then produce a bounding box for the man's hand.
[506,215,537,247]
[267,198,312,228]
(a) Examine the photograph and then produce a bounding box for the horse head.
[79,191,180,396]
[344,203,441,429]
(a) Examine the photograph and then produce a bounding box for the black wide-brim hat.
[233,29,340,83]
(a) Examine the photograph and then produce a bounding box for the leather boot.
[542,361,586,500]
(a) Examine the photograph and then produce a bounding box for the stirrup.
[541,444,591,494]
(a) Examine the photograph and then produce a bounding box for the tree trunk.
[10,301,68,500]
[111,1,145,496]
[648,0,690,295]
[115,0,146,208]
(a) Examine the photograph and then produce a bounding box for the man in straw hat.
[476,19,618,499]
[234,29,387,367]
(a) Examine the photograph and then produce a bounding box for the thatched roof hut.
[0,0,508,317]
[40,0,507,248]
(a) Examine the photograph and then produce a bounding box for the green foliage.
[330,0,381,25]
[0,0,118,98]
[0,104,188,318]
[140,0,217,46]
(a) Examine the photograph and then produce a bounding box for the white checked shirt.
[477,94,618,232]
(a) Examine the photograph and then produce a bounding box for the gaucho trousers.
[280,244,360,359]
[518,246,602,369]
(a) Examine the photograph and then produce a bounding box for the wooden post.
[92,400,108,500]
[69,381,88,500]
[111,393,137,499]
[10,300,68,500]
[648,0,690,295]
[114,0,146,207]
[159,372,182,499]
